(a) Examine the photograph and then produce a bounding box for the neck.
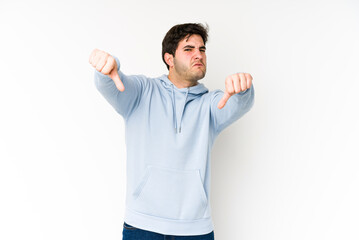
[168,70,198,89]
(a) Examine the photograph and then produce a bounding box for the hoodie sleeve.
[94,55,146,120]
[210,84,255,134]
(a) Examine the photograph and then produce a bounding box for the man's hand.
[89,49,125,92]
[217,73,253,109]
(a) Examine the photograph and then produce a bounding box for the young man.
[89,23,255,239]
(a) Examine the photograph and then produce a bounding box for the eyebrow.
[183,45,206,50]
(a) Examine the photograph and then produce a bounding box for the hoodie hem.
[124,206,214,236]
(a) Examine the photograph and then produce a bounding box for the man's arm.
[210,73,255,134]
[90,49,146,119]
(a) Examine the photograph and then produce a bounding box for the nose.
[194,48,203,60]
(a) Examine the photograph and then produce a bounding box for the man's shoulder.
[205,89,223,99]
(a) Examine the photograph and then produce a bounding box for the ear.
[164,53,174,68]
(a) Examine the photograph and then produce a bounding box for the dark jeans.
[122,222,215,240]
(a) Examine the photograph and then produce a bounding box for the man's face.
[172,34,207,82]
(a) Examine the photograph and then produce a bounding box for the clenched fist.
[217,73,253,109]
[89,49,125,92]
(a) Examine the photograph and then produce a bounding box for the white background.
[1,0,358,239]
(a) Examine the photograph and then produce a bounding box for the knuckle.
[245,73,252,79]
[101,64,110,74]
[101,68,108,75]
[95,64,102,71]
[108,56,115,64]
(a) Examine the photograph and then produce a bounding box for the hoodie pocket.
[132,165,208,220]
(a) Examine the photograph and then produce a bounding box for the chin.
[195,72,206,81]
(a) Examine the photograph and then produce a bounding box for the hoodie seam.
[209,91,220,135]
[124,76,150,122]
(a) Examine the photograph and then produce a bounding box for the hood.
[158,74,209,134]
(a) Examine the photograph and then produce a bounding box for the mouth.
[193,63,204,67]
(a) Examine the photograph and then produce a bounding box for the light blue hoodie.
[94,55,255,236]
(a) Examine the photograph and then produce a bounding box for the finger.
[217,92,231,109]
[101,57,114,75]
[96,55,107,73]
[245,73,253,88]
[239,73,247,92]
[225,76,235,95]
[92,52,102,69]
[232,74,241,93]
[91,49,100,67]
[110,69,125,92]
[89,49,97,65]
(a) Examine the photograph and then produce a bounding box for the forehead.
[177,34,204,47]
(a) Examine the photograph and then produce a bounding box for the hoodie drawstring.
[171,85,177,133]
[171,84,189,134]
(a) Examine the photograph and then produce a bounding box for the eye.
[184,49,191,51]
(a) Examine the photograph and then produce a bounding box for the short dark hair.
[162,23,209,70]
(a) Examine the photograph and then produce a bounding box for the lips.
[193,63,203,67]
